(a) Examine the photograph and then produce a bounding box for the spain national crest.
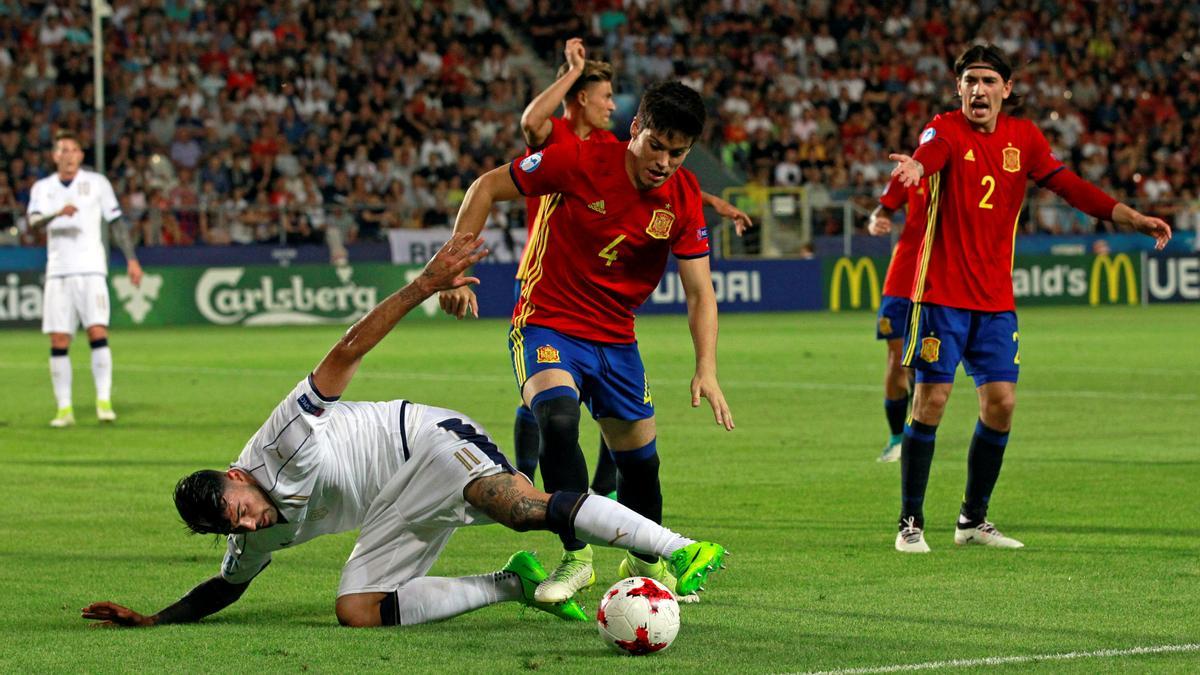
[645,209,674,240]
[536,345,560,364]
[1002,146,1021,173]
[920,337,941,363]
[878,317,893,336]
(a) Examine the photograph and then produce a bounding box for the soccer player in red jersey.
[503,39,751,498]
[866,178,925,462]
[440,81,732,602]
[511,38,622,498]
[887,45,1171,553]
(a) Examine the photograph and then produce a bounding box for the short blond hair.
[557,59,614,102]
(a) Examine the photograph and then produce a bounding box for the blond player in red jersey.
[887,45,1170,553]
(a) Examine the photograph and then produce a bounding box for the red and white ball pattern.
[596,576,681,655]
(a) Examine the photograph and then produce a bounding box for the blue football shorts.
[876,294,912,341]
[901,302,1019,386]
[508,324,653,422]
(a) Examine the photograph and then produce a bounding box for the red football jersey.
[878,177,926,299]
[517,117,619,281]
[508,141,709,343]
[910,110,1063,311]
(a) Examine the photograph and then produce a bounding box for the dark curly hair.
[173,470,231,535]
[636,81,707,142]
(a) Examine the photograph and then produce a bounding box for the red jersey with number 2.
[911,110,1063,311]
[508,141,709,343]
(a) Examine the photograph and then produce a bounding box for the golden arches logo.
[830,257,881,311]
[1089,254,1137,306]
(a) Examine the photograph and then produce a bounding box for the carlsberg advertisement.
[106,263,439,328]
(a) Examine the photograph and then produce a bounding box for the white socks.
[91,345,112,401]
[49,355,72,409]
[390,573,522,625]
[571,495,695,559]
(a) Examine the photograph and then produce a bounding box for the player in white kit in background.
[26,129,143,427]
[81,234,725,630]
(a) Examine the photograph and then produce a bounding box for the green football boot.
[502,551,588,621]
[668,541,727,596]
[617,552,678,593]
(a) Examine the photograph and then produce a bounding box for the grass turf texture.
[0,305,1196,673]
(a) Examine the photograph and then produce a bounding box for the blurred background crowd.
[1,0,1197,250]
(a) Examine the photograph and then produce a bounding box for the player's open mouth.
[647,168,667,181]
[970,99,990,115]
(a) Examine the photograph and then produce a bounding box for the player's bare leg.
[86,324,116,422]
[521,369,594,602]
[48,332,75,427]
[896,382,952,552]
[878,338,910,462]
[956,381,1023,548]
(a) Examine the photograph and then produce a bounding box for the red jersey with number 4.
[878,177,926,298]
[911,110,1063,311]
[517,117,619,281]
[508,141,709,343]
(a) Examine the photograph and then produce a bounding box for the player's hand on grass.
[888,153,924,188]
[691,373,734,430]
[81,601,154,628]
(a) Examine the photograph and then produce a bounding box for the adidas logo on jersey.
[588,200,606,214]
[964,149,976,161]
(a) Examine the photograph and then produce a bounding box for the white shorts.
[336,403,515,597]
[42,274,109,334]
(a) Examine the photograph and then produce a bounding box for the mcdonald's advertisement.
[823,253,1165,310]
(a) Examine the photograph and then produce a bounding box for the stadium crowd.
[1,0,1198,248]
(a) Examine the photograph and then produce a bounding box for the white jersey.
[220,376,503,585]
[27,169,122,277]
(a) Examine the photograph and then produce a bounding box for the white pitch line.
[0,362,1195,402]
[799,643,1200,675]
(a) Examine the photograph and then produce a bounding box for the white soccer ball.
[596,576,680,655]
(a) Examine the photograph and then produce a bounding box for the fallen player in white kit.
[81,233,725,629]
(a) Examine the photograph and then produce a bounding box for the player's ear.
[629,115,640,138]
[226,468,251,483]
[1001,79,1013,99]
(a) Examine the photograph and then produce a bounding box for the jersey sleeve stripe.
[1033,165,1066,187]
[398,400,411,461]
[910,172,942,305]
[673,251,711,260]
[508,163,530,196]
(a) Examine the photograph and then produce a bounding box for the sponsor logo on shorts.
[1002,145,1021,173]
[520,152,543,173]
[920,337,941,363]
[536,345,560,363]
[297,393,324,416]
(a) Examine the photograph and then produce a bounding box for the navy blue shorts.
[901,303,1019,386]
[508,324,653,421]
[876,295,912,341]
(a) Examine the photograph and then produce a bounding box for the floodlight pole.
[92,0,112,173]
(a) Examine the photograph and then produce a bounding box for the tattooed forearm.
[108,216,138,261]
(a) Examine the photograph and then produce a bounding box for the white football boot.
[895,516,931,553]
[534,545,596,603]
[954,520,1024,548]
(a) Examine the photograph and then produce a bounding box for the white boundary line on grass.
[0,362,1196,401]
[799,643,1200,674]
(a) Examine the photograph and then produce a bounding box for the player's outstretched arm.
[520,37,586,148]
[701,191,753,236]
[439,168,523,319]
[1113,203,1172,250]
[82,575,251,627]
[313,233,487,397]
[678,256,734,430]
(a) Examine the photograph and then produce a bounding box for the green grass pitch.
[1,305,1197,673]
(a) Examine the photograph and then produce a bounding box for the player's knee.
[335,595,382,628]
[531,388,580,449]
